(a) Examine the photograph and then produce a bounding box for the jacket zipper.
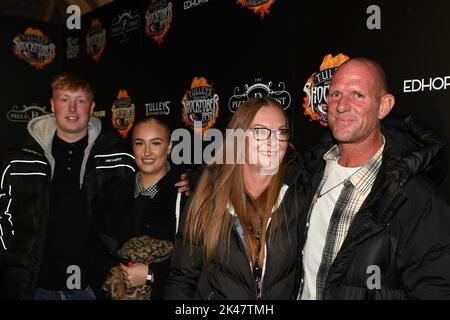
[257,217,272,300]
[28,162,52,299]
[231,217,272,300]
[233,217,272,300]
[228,184,288,300]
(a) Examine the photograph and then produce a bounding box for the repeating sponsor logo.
[145,100,171,116]
[110,9,141,43]
[302,53,349,126]
[228,78,291,113]
[145,0,173,44]
[404,76,450,92]
[184,0,208,10]
[111,90,136,138]
[7,104,49,123]
[236,0,275,18]
[92,110,106,118]
[86,19,106,63]
[12,28,56,70]
[181,77,220,135]
[66,36,79,60]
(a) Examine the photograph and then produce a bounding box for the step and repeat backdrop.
[1,0,450,201]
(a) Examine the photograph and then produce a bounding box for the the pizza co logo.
[110,9,141,43]
[228,79,291,113]
[303,53,349,126]
[182,77,220,135]
[12,28,56,70]
[86,19,106,63]
[66,36,79,60]
[236,0,275,18]
[145,0,173,44]
[111,90,136,138]
[7,104,49,123]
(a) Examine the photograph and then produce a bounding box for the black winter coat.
[130,165,187,299]
[299,116,450,299]
[165,156,306,300]
[0,129,135,300]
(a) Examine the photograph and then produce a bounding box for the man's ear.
[50,98,55,113]
[378,93,395,120]
[90,101,96,115]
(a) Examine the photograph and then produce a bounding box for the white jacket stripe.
[94,153,135,159]
[96,164,136,172]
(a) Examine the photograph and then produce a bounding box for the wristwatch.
[146,271,154,285]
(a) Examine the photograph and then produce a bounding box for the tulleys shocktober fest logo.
[86,19,106,63]
[182,77,220,136]
[236,0,275,18]
[145,0,173,44]
[111,90,135,138]
[303,53,350,126]
[12,28,56,70]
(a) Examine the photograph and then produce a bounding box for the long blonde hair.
[185,96,290,265]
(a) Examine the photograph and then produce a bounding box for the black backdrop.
[1,0,450,202]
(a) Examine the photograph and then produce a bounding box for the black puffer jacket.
[0,115,135,299]
[165,155,306,300]
[299,116,450,299]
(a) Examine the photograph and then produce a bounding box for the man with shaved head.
[298,57,450,299]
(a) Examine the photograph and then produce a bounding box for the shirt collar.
[134,161,171,198]
[52,133,88,153]
[323,136,385,196]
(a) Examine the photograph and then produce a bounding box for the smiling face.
[51,88,95,143]
[246,105,288,173]
[327,60,394,145]
[132,121,172,177]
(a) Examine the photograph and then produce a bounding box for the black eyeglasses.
[248,128,290,141]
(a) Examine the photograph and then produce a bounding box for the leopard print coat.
[103,235,173,300]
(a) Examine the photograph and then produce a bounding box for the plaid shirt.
[134,162,171,199]
[313,141,384,299]
[134,171,158,198]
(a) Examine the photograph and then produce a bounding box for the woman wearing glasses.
[165,96,306,299]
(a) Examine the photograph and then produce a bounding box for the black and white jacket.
[0,114,136,299]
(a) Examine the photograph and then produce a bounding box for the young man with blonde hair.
[0,72,135,299]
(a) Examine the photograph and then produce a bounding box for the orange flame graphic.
[236,0,275,18]
[24,27,47,38]
[319,53,350,71]
[117,90,129,99]
[190,76,212,88]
